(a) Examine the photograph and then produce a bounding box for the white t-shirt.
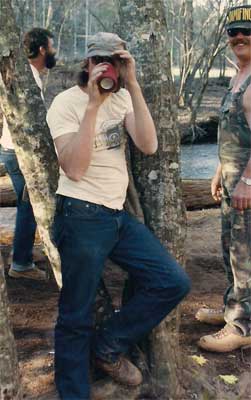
[47,85,133,210]
[1,64,44,150]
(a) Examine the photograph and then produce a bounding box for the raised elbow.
[147,144,158,155]
[143,140,158,155]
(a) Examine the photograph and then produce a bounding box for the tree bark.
[118,1,186,398]
[0,257,22,400]
[0,0,61,287]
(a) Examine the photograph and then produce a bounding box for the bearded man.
[0,27,56,280]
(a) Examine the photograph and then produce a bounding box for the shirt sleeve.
[47,95,80,140]
[124,89,134,115]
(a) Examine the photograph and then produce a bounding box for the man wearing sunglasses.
[47,32,190,399]
[196,5,251,352]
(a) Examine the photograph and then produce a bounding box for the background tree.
[178,0,194,107]
[177,0,236,126]
[164,0,239,141]
[11,0,118,59]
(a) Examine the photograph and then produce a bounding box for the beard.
[45,53,57,69]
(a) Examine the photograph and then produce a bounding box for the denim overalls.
[218,75,251,336]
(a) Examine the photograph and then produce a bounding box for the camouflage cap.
[86,32,126,58]
[226,5,251,29]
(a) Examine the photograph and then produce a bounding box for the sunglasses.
[227,28,251,37]
[91,56,120,65]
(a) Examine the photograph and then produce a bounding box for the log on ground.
[182,179,220,210]
[0,162,7,176]
[0,175,16,206]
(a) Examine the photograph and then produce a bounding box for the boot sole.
[198,338,251,352]
[8,269,46,280]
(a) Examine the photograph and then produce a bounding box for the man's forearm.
[58,104,99,181]
[127,81,157,155]
[215,163,222,178]
[241,159,251,179]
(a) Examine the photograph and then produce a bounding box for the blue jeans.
[0,148,36,269]
[53,195,191,400]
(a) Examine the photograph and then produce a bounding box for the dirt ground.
[4,207,251,400]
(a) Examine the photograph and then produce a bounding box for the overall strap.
[239,75,251,94]
[228,78,234,91]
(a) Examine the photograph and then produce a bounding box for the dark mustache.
[232,39,250,46]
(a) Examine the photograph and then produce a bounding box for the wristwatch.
[241,176,251,186]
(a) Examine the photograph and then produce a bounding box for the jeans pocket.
[64,200,100,219]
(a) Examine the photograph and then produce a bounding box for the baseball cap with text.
[86,32,126,58]
[226,5,251,29]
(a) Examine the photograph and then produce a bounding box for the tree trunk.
[0,257,22,400]
[118,1,186,398]
[0,0,61,286]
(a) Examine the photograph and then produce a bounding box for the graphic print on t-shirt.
[94,120,126,151]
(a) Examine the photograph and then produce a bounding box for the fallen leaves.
[190,354,208,366]
[219,375,239,385]
[190,354,239,386]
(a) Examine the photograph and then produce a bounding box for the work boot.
[8,264,47,281]
[96,356,143,386]
[195,306,225,325]
[198,324,251,352]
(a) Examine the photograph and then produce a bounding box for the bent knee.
[178,272,191,299]
[163,268,191,300]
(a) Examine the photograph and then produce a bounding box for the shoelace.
[207,308,223,314]
[212,327,229,339]
[107,358,122,372]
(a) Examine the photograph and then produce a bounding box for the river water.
[181,144,218,179]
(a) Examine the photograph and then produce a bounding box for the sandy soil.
[4,207,251,400]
